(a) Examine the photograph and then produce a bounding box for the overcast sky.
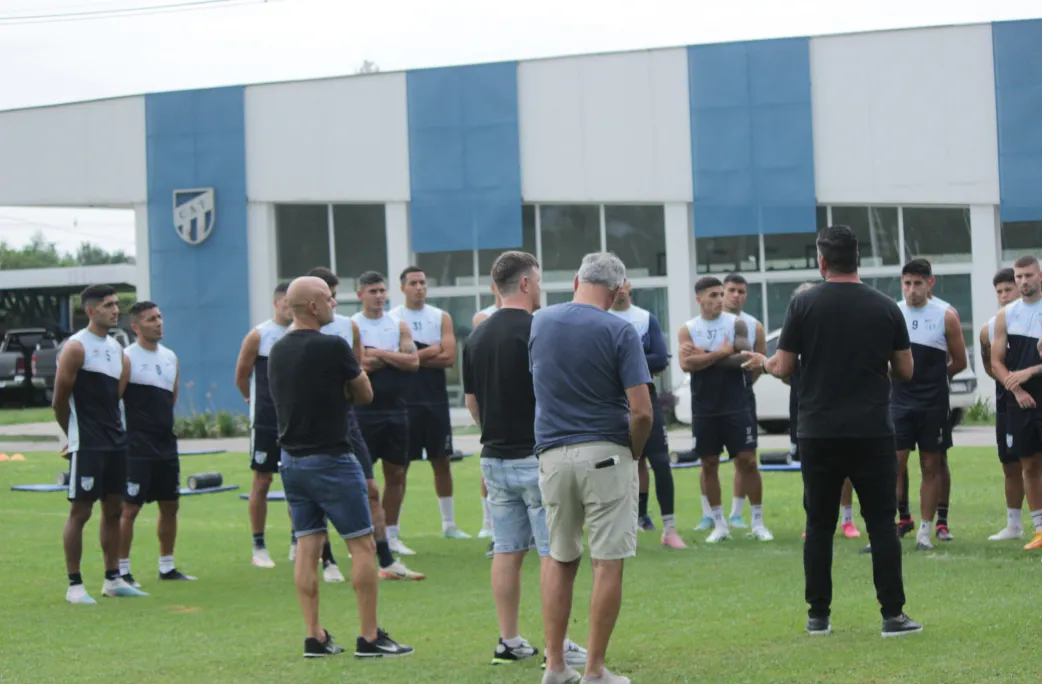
[1,0,1039,256]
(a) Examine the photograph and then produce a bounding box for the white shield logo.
[127,482,140,497]
[254,451,266,464]
[1007,434,1014,448]
[81,477,94,492]
[172,188,216,245]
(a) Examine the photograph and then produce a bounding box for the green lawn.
[0,447,1038,683]
[0,406,53,426]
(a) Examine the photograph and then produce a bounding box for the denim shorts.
[480,456,549,557]
[280,452,373,540]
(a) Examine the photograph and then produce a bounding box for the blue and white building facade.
[1,20,1040,412]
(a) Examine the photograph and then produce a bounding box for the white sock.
[1008,508,1022,530]
[711,506,726,530]
[481,496,493,529]
[730,497,746,518]
[661,514,675,531]
[842,505,854,525]
[751,504,763,528]
[118,558,130,576]
[918,520,931,535]
[1031,510,1042,532]
[388,525,400,541]
[159,555,175,574]
[503,635,524,648]
[438,497,455,529]
[701,495,711,518]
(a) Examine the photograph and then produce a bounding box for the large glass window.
[605,205,667,277]
[336,301,362,317]
[740,281,765,326]
[932,274,974,353]
[695,235,759,274]
[476,204,538,285]
[540,205,601,282]
[765,282,805,332]
[426,295,480,406]
[762,207,827,271]
[863,276,902,302]
[276,204,329,280]
[832,206,899,267]
[415,251,474,288]
[546,291,572,306]
[903,207,971,264]
[1001,221,1042,263]
[332,204,387,292]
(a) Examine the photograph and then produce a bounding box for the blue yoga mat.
[239,491,286,501]
[180,449,227,456]
[180,485,239,496]
[11,484,66,492]
[670,460,800,472]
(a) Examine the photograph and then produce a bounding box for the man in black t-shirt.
[268,276,413,660]
[462,251,587,673]
[742,225,922,639]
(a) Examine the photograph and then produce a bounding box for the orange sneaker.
[661,529,688,549]
[1023,531,1042,550]
[841,521,861,539]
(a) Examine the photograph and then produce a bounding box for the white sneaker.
[379,561,426,581]
[388,538,416,556]
[478,526,494,539]
[989,526,1024,541]
[705,528,731,544]
[288,544,297,562]
[322,563,345,582]
[563,638,588,667]
[915,533,934,551]
[749,526,774,542]
[66,584,97,604]
[442,525,472,539]
[252,547,275,568]
[101,577,149,597]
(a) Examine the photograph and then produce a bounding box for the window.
[476,204,538,285]
[695,235,759,274]
[540,205,601,282]
[932,274,974,352]
[333,205,387,292]
[1001,221,1042,263]
[832,206,899,267]
[336,301,362,316]
[478,293,495,310]
[426,295,480,406]
[903,207,971,264]
[765,281,807,332]
[630,285,671,389]
[546,291,572,306]
[415,251,474,288]
[762,207,826,271]
[605,205,667,277]
[276,204,329,280]
[863,276,902,303]
[739,281,765,326]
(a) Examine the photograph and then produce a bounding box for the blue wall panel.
[992,19,1042,222]
[687,38,817,238]
[407,62,523,253]
[145,86,249,414]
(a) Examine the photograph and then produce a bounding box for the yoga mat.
[670,460,800,472]
[180,449,227,456]
[11,484,66,492]
[239,490,286,501]
[179,485,239,496]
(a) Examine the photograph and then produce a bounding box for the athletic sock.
[842,505,854,525]
[1008,508,1023,530]
[387,525,400,541]
[158,555,175,574]
[730,496,746,519]
[118,558,131,576]
[661,514,676,531]
[438,497,455,529]
[751,504,763,528]
[710,506,726,530]
[701,495,711,518]
[1031,510,1042,532]
[68,572,83,587]
[898,499,910,520]
[481,497,493,529]
[321,540,335,566]
[252,532,266,550]
[503,635,524,648]
[650,457,675,518]
[918,520,931,536]
[936,504,949,527]
[104,568,119,581]
[638,492,649,518]
[376,539,396,569]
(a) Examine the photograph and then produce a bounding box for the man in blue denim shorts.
[268,276,413,660]
[462,251,586,674]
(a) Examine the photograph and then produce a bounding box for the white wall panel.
[0,97,146,206]
[811,25,999,205]
[519,49,692,203]
[245,74,410,202]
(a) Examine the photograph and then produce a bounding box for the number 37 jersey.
[685,313,748,418]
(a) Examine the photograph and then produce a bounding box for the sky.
[0,0,1039,256]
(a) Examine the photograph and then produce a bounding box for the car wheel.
[950,409,964,429]
[758,420,790,435]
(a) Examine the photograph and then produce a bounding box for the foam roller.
[187,472,223,490]
[57,472,70,486]
[759,450,793,466]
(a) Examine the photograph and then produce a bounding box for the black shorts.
[67,449,127,502]
[1007,404,1042,459]
[125,457,180,505]
[996,410,1017,464]
[250,428,281,473]
[407,404,453,461]
[692,412,758,459]
[893,407,950,453]
[348,414,374,480]
[359,416,409,469]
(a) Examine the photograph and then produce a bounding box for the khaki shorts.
[538,441,638,562]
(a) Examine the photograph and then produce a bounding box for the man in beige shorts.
[529,252,654,684]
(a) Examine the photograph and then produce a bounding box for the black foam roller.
[759,450,793,466]
[57,472,70,486]
[187,472,223,490]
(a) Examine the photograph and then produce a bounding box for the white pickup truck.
[672,328,979,433]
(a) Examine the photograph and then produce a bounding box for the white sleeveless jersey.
[123,342,178,458]
[320,313,354,343]
[1002,299,1042,405]
[736,311,760,339]
[65,328,126,453]
[608,305,651,338]
[684,312,746,416]
[351,312,402,352]
[250,319,288,430]
[125,343,178,393]
[685,312,737,352]
[391,304,444,346]
[892,299,949,410]
[477,305,499,320]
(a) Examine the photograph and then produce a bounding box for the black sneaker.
[485,541,494,559]
[159,569,198,581]
[858,544,872,554]
[806,616,831,636]
[897,518,915,537]
[881,613,923,638]
[355,628,414,658]
[638,515,657,532]
[304,630,345,658]
[490,637,537,665]
[121,573,141,589]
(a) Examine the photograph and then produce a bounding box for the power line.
[0,214,135,248]
[0,0,274,25]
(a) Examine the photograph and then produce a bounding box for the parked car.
[672,328,978,432]
[31,328,132,404]
[0,328,51,405]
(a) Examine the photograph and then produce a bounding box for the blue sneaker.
[694,516,714,531]
[101,577,149,597]
[728,515,748,529]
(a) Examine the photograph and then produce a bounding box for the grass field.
[0,406,53,426]
[0,447,1039,684]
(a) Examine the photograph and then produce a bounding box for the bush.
[965,396,994,424]
[174,410,248,439]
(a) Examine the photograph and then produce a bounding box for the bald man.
[268,277,413,659]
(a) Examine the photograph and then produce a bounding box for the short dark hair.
[993,268,1016,287]
[399,266,425,284]
[358,271,386,289]
[128,301,157,320]
[307,267,338,288]
[81,284,116,307]
[1013,255,1040,270]
[901,258,932,278]
[491,251,539,294]
[816,225,859,274]
[273,282,289,297]
[723,273,748,287]
[694,276,722,294]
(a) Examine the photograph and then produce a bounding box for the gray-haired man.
[530,252,653,684]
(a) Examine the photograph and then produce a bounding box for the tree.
[0,231,133,270]
[356,60,380,74]
[74,242,134,266]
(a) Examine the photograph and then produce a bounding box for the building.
[1,19,1040,413]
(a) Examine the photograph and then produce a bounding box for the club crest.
[81,477,94,492]
[173,188,216,245]
[127,482,140,497]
